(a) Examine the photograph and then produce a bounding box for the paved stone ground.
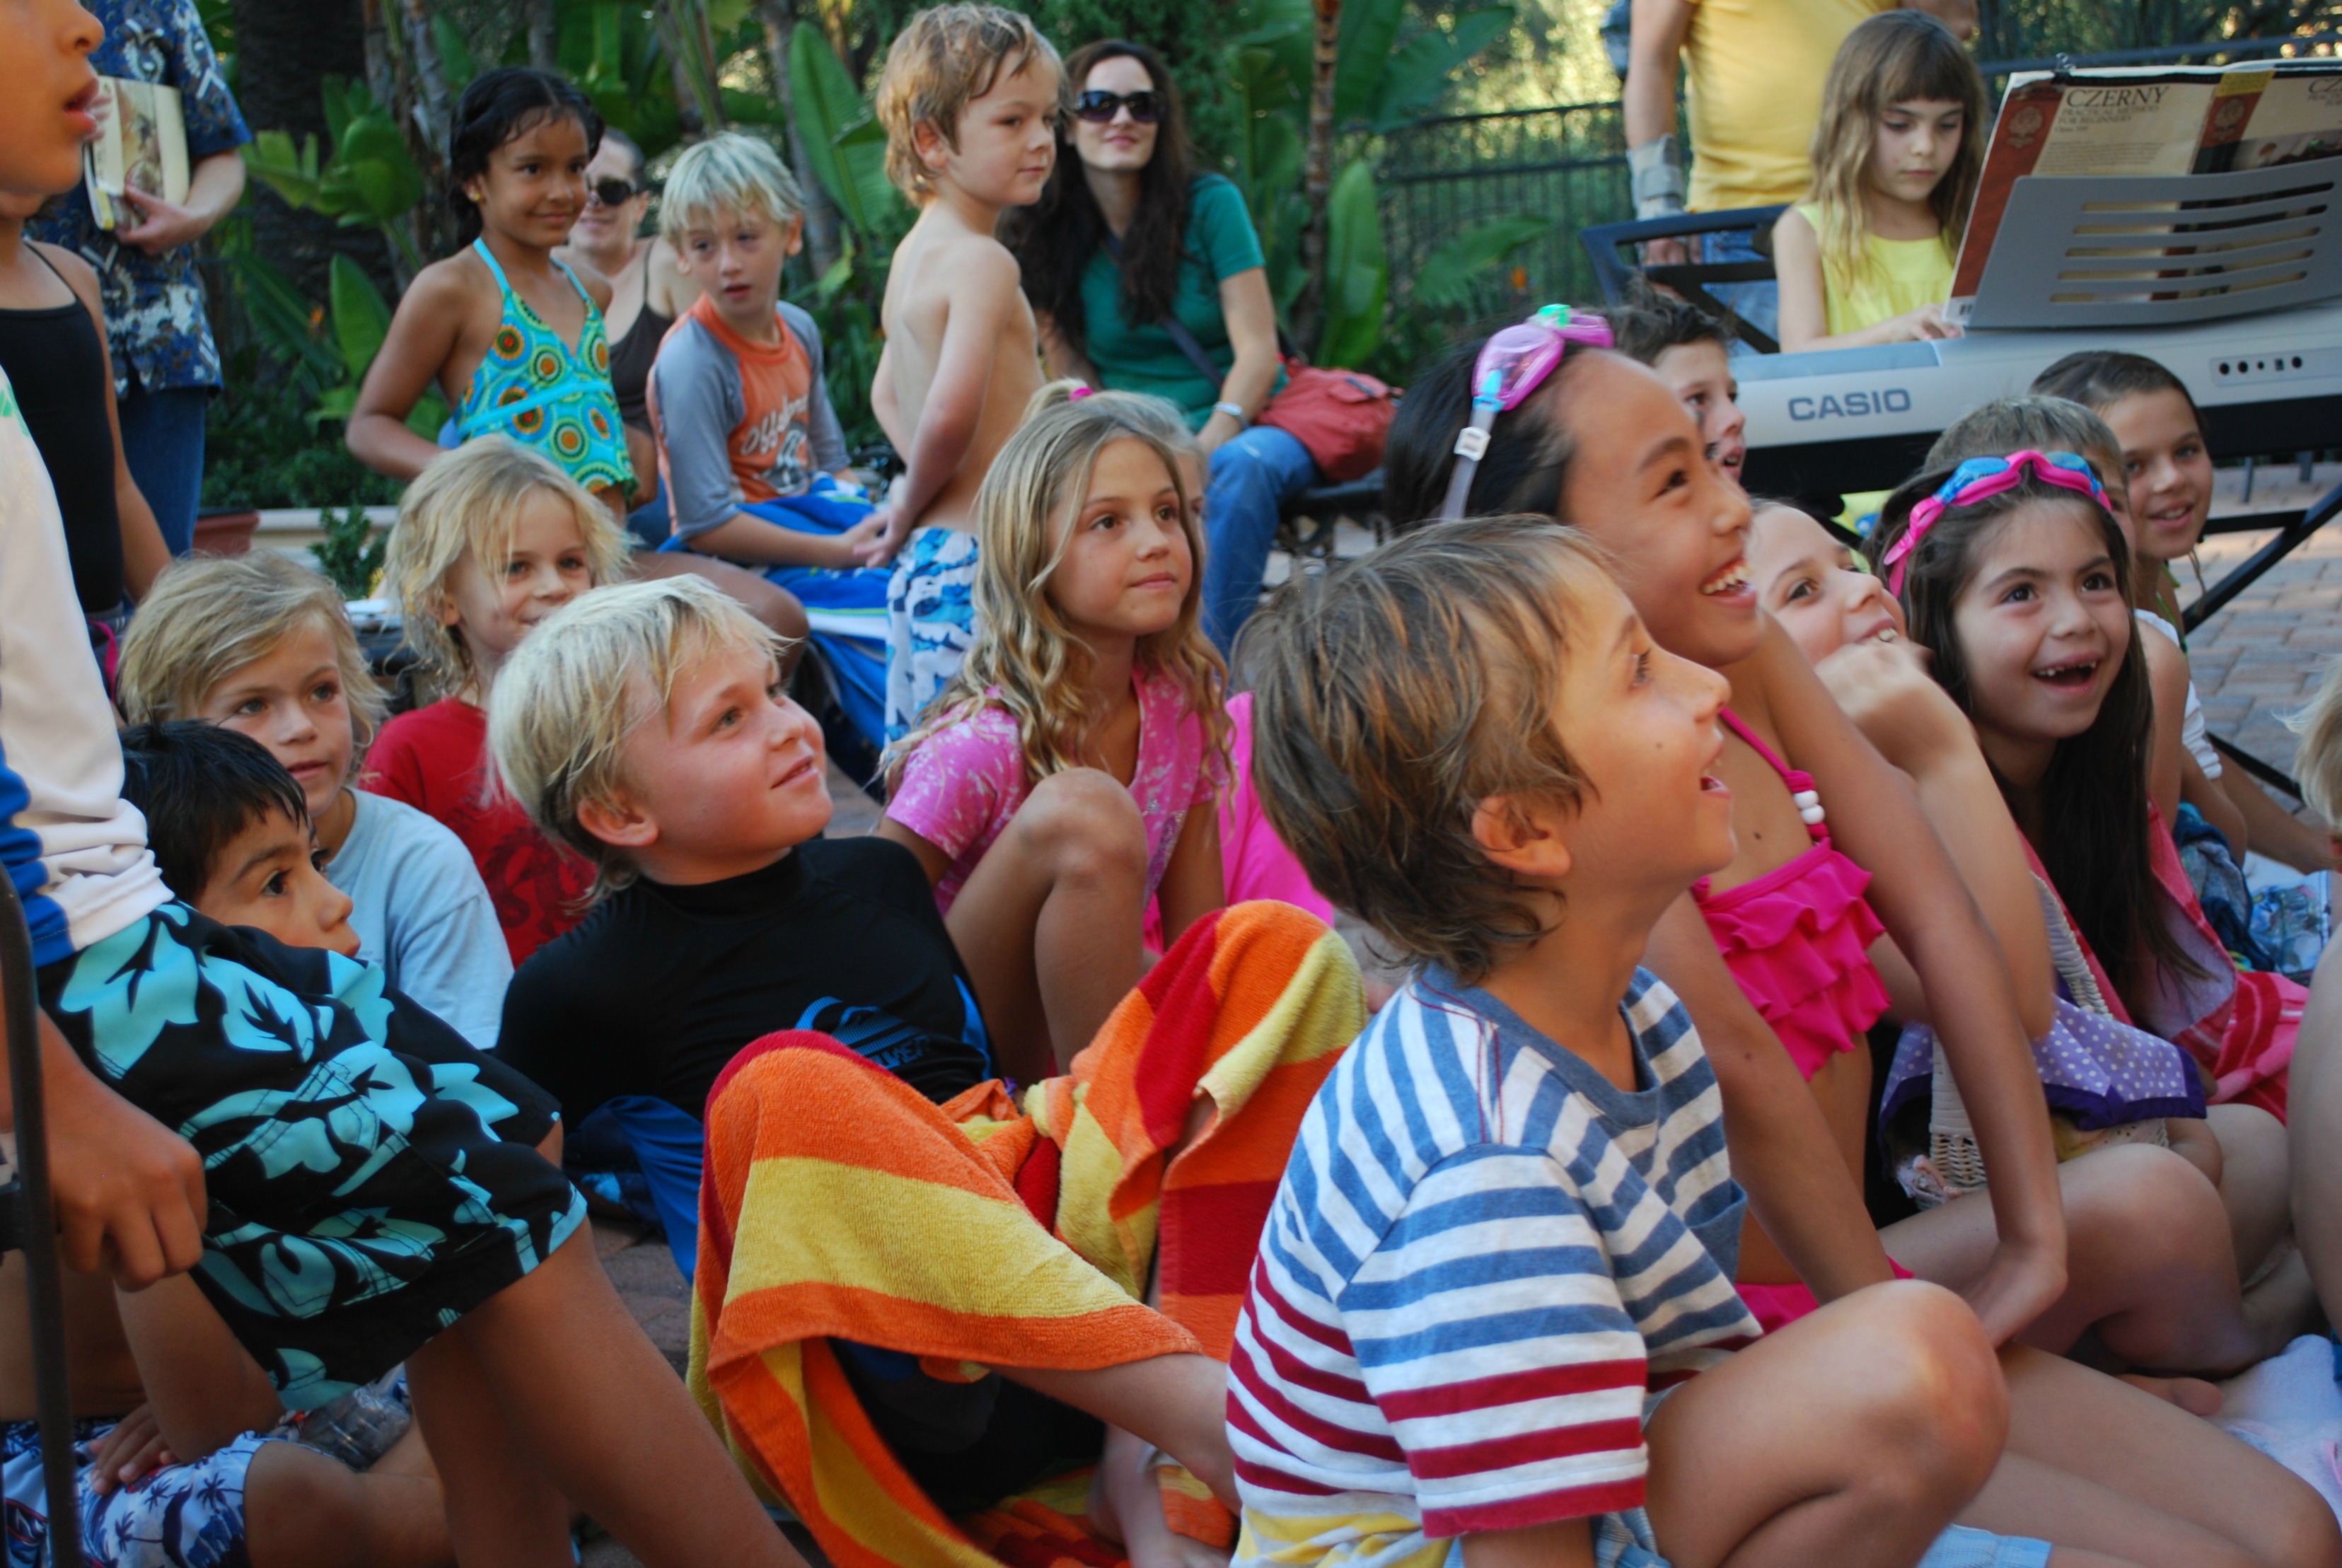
[581,496,2336,1564]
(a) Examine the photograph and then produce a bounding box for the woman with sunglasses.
[557,127,702,521]
[1004,40,1314,654]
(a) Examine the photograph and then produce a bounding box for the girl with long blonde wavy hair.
[881,381,1229,1079]
[1772,10,1984,353]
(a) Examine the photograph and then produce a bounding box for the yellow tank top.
[1792,204,1955,337]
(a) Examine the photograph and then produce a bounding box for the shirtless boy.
[868,4,1057,737]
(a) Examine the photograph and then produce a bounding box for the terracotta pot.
[191,509,259,556]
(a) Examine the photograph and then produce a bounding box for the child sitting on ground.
[649,131,894,750]
[368,436,627,964]
[2033,349,2341,878]
[1773,11,1982,352]
[1231,516,2046,1568]
[491,575,1362,1568]
[881,385,1227,1080]
[1381,326,2341,1564]
[870,4,1058,738]
[1,721,453,1568]
[115,551,509,1047]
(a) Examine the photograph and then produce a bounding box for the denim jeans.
[1202,423,1318,654]
[120,376,209,557]
[1703,226,1780,355]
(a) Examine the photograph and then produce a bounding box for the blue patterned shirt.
[28,0,250,395]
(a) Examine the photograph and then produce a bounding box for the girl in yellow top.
[1773,11,1985,352]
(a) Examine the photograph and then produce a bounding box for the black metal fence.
[1375,33,2342,326]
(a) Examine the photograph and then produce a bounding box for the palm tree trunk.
[761,0,845,274]
[1295,0,1339,352]
[524,0,558,70]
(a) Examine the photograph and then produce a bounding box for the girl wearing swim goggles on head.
[1381,324,2318,1567]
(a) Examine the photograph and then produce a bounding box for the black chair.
[1276,471,1386,562]
[1577,206,1789,354]
[0,873,88,1567]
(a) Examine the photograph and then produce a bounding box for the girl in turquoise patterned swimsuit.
[347,68,637,513]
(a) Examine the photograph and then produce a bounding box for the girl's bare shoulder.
[403,249,496,310]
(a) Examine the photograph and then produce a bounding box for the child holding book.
[1773,12,1984,353]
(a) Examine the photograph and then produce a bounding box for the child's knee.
[2068,1144,2230,1268]
[243,1441,373,1561]
[1015,770,1147,882]
[1836,1280,2007,1490]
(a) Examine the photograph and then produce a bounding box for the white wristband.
[1213,400,1248,426]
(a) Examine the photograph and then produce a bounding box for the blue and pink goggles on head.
[1880,449,2113,596]
[1437,304,1615,521]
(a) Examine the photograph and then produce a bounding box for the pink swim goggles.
[1880,449,2112,595]
[1437,303,1614,521]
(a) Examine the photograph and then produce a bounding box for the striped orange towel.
[690,901,1362,1568]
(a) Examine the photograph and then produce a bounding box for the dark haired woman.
[347,67,636,515]
[1006,40,1315,652]
[557,126,704,530]
[28,0,250,557]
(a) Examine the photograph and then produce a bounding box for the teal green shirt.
[1080,175,1279,429]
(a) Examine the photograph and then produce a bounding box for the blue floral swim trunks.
[3,1419,273,1568]
[37,904,584,1410]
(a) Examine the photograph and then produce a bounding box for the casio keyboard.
[1737,303,2342,496]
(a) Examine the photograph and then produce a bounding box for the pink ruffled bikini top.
[1695,710,1891,1081]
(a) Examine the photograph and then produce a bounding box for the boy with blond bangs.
[868,5,1057,730]
[492,575,1364,1568]
[650,129,895,748]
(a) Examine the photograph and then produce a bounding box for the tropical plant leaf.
[789,25,898,239]
[1413,214,1553,308]
[325,112,426,223]
[1318,161,1387,368]
[328,254,393,383]
[241,130,323,211]
[1333,0,1408,127]
[432,13,478,94]
[1367,6,1514,131]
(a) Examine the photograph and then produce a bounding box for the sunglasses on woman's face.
[586,178,644,208]
[1072,89,1160,125]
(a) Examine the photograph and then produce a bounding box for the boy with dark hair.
[1604,284,1747,482]
[0,11,813,1564]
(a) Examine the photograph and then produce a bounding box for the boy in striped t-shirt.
[1230,519,2014,1568]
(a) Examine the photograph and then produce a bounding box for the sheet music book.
[1948,59,2342,324]
[83,76,189,231]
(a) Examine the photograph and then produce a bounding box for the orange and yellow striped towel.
[689,901,1362,1568]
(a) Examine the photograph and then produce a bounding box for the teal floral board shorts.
[37,904,584,1410]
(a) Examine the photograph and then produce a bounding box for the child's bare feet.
[1090,1427,1233,1568]
[2116,1373,2224,1417]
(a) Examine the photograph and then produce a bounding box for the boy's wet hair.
[876,4,1060,202]
[1246,518,1606,984]
[1602,280,1732,367]
[383,436,630,699]
[2030,349,2204,429]
[490,575,785,900]
[659,131,806,248]
[117,550,387,754]
[449,67,603,242]
[1927,395,2125,481]
[118,721,311,905]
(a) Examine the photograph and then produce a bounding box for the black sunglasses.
[586,178,644,207]
[1072,89,1161,125]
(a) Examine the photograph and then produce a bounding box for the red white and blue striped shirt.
[1228,968,1758,1568]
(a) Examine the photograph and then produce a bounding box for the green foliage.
[789,26,903,238]
[313,503,390,600]
[242,79,429,274]
[1319,162,1389,369]
[1411,214,1555,310]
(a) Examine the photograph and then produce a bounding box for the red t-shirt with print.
[363,697,592,964]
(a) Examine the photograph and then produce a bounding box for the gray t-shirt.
[326,789,511,1050]
[651,299,849,542]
